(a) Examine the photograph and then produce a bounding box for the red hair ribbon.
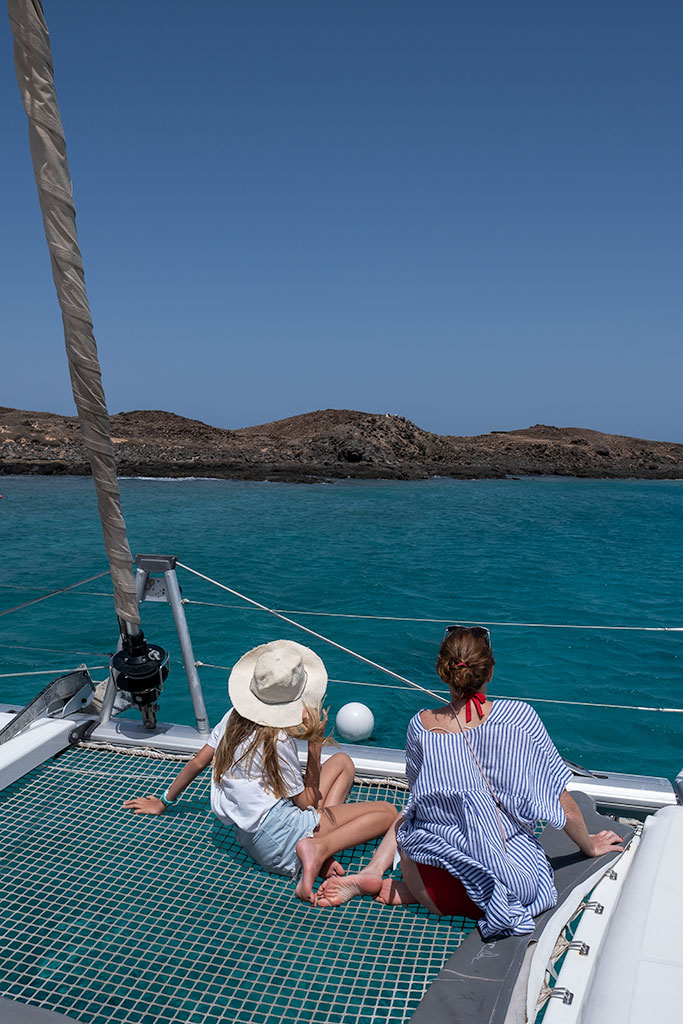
[465,692,487,723]
[456,661,468,668]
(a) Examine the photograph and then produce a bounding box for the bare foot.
[295,837,326,902]
[314,871,383,907]
[374,878,418,906]
[320,857,345,880]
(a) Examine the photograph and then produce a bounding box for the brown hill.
[1,406,682,482]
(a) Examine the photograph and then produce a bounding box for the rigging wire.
[177,562,444,702]
[176,562,683,713]
[2,561,680,713]
[194,662,683,714]
[0,583,114,598]
[0,571,111,619]
[2,654,680,713]
[0,666,106,680]
[2,579,680,632]
[181,597,683,632]
[0,641,113,658]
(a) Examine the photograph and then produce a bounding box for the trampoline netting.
[0,746,475,1024]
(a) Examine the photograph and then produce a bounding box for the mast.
[7,0,175,729]
[7,0,140,632]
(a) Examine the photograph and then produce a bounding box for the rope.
[194,662,683,714]
[182,598,683,633]
[76,741,410,792]
[78,741,192,762]
[177,563,444,702]
[75,741,411,787]
[354,776,409,790]
[0,570,111,618]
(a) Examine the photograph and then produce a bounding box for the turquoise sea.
[0,476,681,781]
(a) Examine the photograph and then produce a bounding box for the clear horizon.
[3,1,682,442]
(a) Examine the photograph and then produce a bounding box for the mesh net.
[0,746,475,1024]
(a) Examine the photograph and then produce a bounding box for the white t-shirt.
[207,710,304,832]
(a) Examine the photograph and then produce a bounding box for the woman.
[316,626,623,937]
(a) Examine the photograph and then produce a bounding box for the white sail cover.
[8,0,139,625]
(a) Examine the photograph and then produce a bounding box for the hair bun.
[437,628,495,698]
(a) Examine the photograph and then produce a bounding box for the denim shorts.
[235,800,321,879]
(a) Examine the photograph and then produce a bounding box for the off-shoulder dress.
[396,699,573,938]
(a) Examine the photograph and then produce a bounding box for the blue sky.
[2,1,682,440]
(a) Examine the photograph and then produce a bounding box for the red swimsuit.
[416,863,483,917]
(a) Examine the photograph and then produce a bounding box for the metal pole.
[164,570,210,735]
[98,568,149,724]
[97,672,117,725]
[134,568,150,604]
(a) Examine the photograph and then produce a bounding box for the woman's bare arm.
[122,743,215,815]
[560,790,624,856]
[291,708,327,809]
[291,741,323,809]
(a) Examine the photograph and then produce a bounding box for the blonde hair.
[436,627,495,701]
[212,706,327,798]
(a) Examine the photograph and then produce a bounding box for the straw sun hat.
[228,640,328,728]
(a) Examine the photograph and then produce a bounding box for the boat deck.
[0,745,475,1024]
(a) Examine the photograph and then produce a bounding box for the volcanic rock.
[1,407,682,482]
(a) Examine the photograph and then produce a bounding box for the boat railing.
[1,556,681,810]
[2,558,683,718]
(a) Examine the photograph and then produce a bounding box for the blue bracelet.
[160,788,177,807]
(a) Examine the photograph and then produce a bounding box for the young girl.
[123,639,397,903]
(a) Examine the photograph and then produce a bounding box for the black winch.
[110,630,169,729]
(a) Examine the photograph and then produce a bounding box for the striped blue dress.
[396,699,573,938]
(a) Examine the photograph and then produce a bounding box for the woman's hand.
[122,795,167,815]
[584,829,625,857]
[560,791,625,858]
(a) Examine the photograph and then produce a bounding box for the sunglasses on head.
[443,624,491,642]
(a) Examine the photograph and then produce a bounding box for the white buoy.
[335,702,375,742]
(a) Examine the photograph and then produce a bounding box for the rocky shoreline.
[2,406,683,483]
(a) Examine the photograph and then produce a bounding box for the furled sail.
[8,0,139,627]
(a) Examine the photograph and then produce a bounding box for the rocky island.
[1,406,682,482]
